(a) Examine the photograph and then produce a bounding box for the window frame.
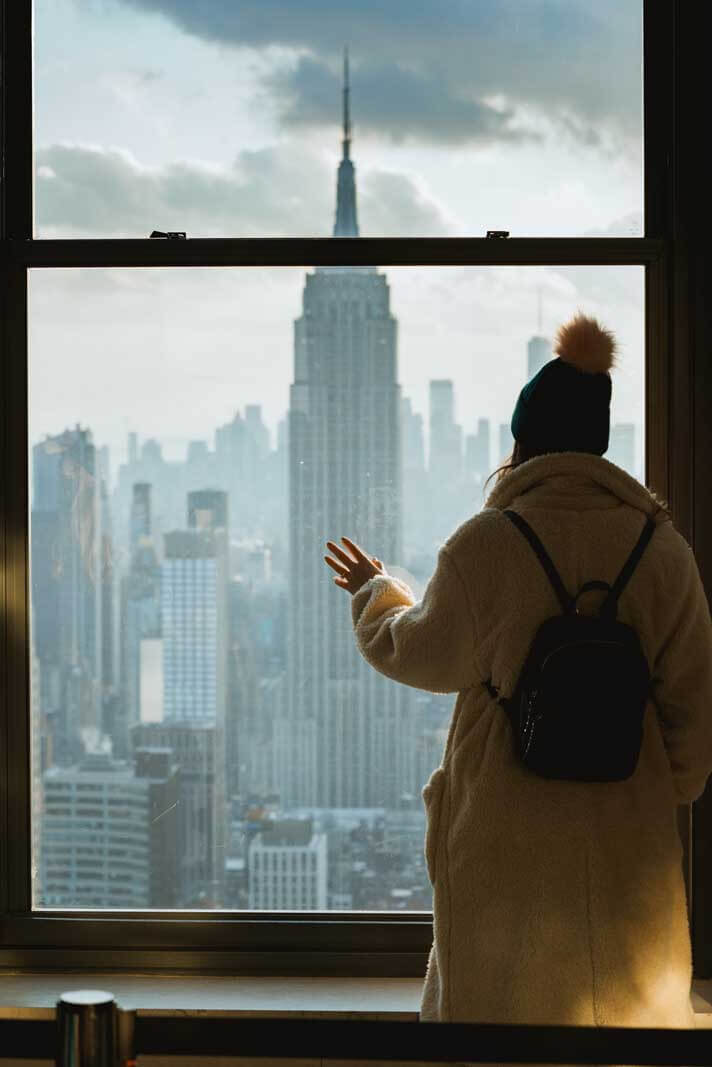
[1,0,703,977]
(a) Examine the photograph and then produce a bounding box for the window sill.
[0,973,422,1020]
[0,974,711,1023]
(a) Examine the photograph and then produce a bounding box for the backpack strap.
[503,509,574,614]
[599,515,656,620]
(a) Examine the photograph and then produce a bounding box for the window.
[33,0,642,239]
[29,264,645,913]
[1,0,703,975]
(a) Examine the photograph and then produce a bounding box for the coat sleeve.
[350,547,476,694]
[651,543,712,804]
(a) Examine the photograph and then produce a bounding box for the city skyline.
[29,33,646,912]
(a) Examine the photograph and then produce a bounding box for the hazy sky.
[31,0,645,476]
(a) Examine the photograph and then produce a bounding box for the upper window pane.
[34,0,643,238]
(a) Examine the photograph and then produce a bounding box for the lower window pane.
[29,264,644,910]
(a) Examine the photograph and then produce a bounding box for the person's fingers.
[326,540,356,566]
[334,576,350,589]
[372,557,382,567]
[341,535,369,562]
[324,555,349,577]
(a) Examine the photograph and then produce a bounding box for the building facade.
[31,427,100,767]
[248,819,327,910]
[527,334,551,379]
[287,56,414,809]
[38,749,178,908]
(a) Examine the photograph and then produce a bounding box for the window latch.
[149,230,187,239]
[486,230,510,239]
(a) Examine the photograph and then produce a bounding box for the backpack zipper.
[539,639,624,674]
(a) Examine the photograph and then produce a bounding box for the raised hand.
[324,536,385,595]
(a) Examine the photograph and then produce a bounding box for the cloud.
[267,57,539,147]
[584,211,643,237]
[117,0,642,149]
[359,171,453,236]
[35,142,452,238]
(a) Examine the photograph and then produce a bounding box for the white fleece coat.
[351,452,712,1027]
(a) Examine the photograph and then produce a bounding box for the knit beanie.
[510,313,617,456]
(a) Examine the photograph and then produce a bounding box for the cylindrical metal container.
[56,989,117,1067]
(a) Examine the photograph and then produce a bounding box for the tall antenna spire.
[342,47,351,161]
[333,46,359,237]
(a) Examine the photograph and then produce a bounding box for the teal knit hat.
[511,313,617,456]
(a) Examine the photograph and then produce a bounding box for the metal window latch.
[486,230,510,238]
[149,230,187,239]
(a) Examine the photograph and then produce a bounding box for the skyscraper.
[159,510,229,904]
[117,482,161,758]
[401,396,428,560]
[429,381,462,479]
[499,422,514,464]
[31,427,100,766]
[131,719,221,906]
[527,335,551,378]
[465,417,491,482]
[428,380,464,542]
[287,54,412,809]
[98,451,116,737]
[188,489,229,533]
[333,50,358,239]
[130,482,151,553]
[162,527,227,724]
[527,290,551,379]
[214,406,272,540]
[607,422,636,477]
[39,749,179,909]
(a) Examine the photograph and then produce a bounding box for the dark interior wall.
[677,2,712,975]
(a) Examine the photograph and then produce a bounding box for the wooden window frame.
[2,0,709,977]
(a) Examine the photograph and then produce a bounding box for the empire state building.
[287,54,413,809]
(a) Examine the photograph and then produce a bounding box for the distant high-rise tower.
[162,527,227,724]
[499,421,514,463]
[214,407,271,539]
[31,427,99,766]
[287,55,412,808]
[188,489,228,533]
[158,514,229,905]
[401,397,428,559]
[429,380,462,481]
[130,482,151,553]
[526,289,551,379]
[607,422,636,477]
[428,380,464,543]
[527,335,551,379]
[465,417,491,482]
[333,49,359,238]
[118,482,161,757]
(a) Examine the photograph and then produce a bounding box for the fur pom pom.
[553,312,617,374]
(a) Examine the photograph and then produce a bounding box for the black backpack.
[489,509,656,783]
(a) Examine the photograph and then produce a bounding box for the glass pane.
[34,0,643,238]
[29,263,645,910]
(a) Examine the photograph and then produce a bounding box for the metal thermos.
[56,990,118,1067]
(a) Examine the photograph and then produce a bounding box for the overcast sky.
[31,0,645,477]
